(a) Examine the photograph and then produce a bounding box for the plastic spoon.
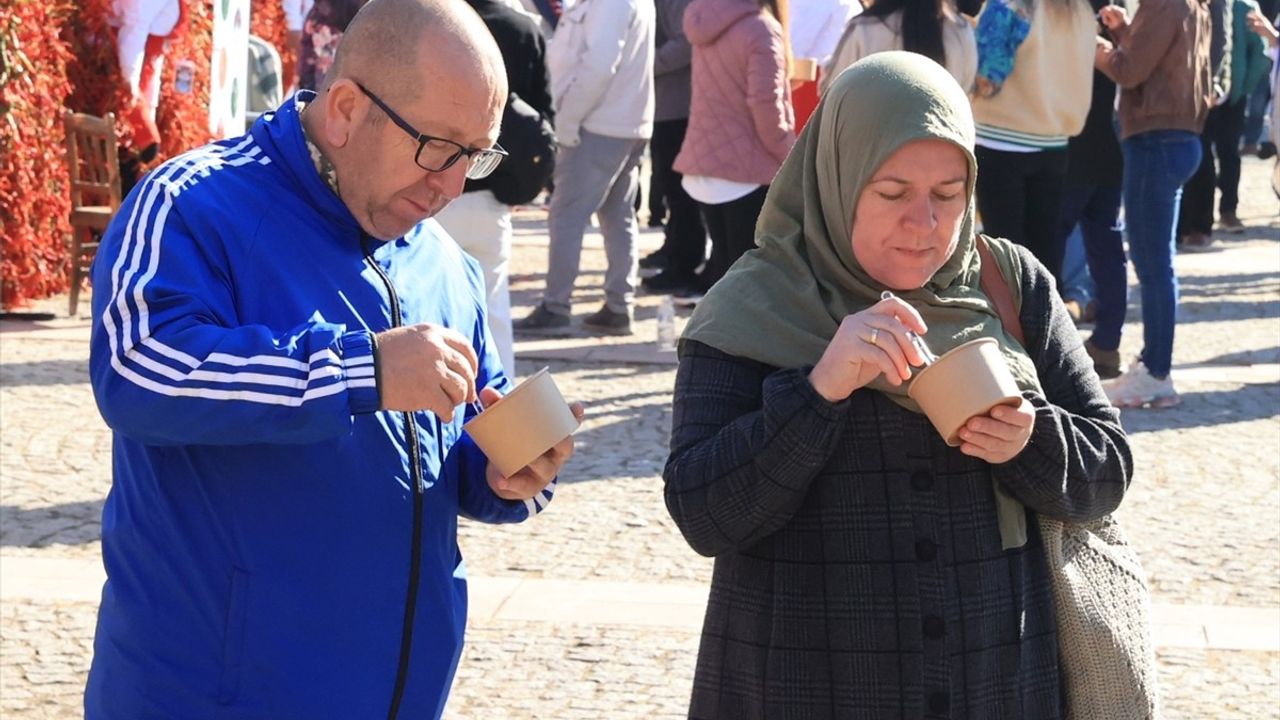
[880,291,939,366]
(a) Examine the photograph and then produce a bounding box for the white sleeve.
[811,0,861,65]
[953,22,978,93]
[283,0,315,31]
[115,0,148,94]
[551,0,635,140]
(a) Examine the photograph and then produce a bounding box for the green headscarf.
[682,51,1042,406]
[681,52,1042,548]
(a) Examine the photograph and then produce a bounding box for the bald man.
[85,1,582,716]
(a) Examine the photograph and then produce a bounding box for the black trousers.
[697,185,769,291]
[975,146,1069,283]
[651,119,707,275]
[1179,97,1248,234]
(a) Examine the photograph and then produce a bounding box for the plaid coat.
[664,250,1132,719]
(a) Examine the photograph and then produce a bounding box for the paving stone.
[1,156,1276,717]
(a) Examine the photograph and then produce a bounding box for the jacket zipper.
[362,235,425,720]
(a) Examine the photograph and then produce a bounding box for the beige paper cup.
[907,338,1023,447]
[464,367,579,477]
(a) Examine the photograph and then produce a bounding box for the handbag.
[976,237,1161,720]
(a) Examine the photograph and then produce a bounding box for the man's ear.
[324,79,367,149]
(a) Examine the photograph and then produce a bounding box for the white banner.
[209,0,250,137]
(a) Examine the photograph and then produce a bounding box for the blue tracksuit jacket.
[84,93,553,719]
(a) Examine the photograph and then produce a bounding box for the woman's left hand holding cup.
[956,398,1035,464]
[809,296,930,402]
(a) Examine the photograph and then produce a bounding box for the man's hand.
[957,397,1035,464]
[375,323,479,421]
[479,387,586,501]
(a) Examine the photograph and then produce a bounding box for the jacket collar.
[251,91,363,235]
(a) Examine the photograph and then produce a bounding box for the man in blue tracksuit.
[84,1,580,717]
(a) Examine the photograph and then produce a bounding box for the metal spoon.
[880,291,939,366]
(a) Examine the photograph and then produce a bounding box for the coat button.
[923,615,946,638]
[915,539,938,561]
[910,470,933,491]
[929,690,950,714]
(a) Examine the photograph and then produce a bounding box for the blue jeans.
[1121,131,1202,378]
[1242,59,1274,147]
[1058,184,1125,350]
[1060,225,1095,305]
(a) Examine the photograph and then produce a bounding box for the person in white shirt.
[789,0,862,67]
[515,0,655,335]
[112,0,185,161]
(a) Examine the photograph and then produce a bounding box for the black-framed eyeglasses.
[356,82,507,180]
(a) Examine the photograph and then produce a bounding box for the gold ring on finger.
[868,328,879,345]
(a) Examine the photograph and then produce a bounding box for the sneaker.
[1102,361,1181,408]
[582,304,632,335]
[671,288,705,308]
[1084,339,1121,380]
[1179,232,1216,253]
[513,303,570,333]
[1259,142,1277,160]
[1217,212,1245,234]
[642,269,699,293]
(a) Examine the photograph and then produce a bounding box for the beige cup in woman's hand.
[808,296,929,402]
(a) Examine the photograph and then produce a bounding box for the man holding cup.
[84,1,582,717]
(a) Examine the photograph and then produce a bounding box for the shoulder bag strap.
[976,236,1027,347]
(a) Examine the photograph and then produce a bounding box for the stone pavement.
[1,155,1278,718]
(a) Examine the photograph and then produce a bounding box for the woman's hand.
[1248,10,1280,48]
[808,296,929,402]
[1094,37,1114,69]
[1097,5,1129,32]
[957,397,1035,464]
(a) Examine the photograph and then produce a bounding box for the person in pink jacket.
[673,0,796,303]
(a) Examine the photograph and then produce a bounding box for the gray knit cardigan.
[663,248,1133,720]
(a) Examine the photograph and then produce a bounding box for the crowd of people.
[499,0,1273,413]
[256,0,1279,410]
[81,0,1277,717]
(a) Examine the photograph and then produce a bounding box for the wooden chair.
[63,111,122,316]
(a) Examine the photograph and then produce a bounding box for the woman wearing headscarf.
[663,52,1132,718]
